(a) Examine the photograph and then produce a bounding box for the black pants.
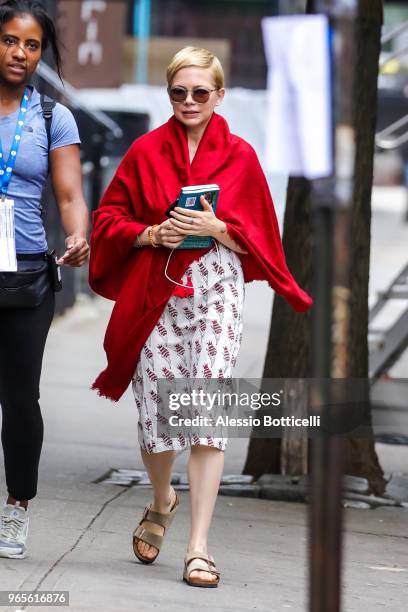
[0,288,55,500]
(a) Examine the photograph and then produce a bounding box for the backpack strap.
[40,93,56,152]
[39,94,56,218]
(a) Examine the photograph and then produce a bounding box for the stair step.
[369,309,408,378]
[377,290,408,299]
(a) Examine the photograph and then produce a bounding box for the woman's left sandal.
[183,551,220,588]
[132,491,179,564]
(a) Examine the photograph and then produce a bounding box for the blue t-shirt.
[0,86,81,253]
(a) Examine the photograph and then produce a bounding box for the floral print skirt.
[132,243,245,454]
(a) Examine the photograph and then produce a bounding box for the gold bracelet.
[148,224,159,247]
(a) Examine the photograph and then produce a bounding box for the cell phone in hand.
[165,199,179,217]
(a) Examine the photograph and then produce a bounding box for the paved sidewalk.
[0,295,406,612]
[1,186,408,611]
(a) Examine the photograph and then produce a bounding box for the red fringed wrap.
[89,113,313,401]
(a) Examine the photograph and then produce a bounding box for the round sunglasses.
[167,86,218,104]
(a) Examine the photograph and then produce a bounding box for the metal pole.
[309,1,358,611]
[310,194,333,612]
[134,0,151,84]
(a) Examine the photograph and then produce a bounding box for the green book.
[172,184,220,249]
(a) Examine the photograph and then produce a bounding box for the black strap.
[16,252,48,261]
[40,93,56,152]
[39,94,56,217]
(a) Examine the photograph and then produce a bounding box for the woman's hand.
[168,196,226,237]
[57,234,89,266]
[153,219,186,249]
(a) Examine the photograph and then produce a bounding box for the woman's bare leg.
[186,444,224,582]
[136,448,177,559]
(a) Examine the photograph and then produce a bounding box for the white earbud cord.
[164,239,222,290]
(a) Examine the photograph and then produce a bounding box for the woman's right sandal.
[183,550,220,588]
[132,490,179,564]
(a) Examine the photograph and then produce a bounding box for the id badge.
[0,197,17,272]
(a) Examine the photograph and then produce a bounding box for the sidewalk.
[0,294,406,611]
[0,187,408,611]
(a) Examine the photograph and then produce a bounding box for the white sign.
[262,15,333,179]
[78,1,107,65]
[0,198,17,272]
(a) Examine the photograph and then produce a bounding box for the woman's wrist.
[134,224,162,247]
[211,219,227,236]
[134,226,150,247]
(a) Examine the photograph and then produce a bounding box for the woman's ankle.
[152,484,175,511]
[187,540,208,554]
[6,496,28,510]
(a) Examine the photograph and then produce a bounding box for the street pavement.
[0,187,407,611]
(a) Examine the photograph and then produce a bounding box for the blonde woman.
[89,47,312,587]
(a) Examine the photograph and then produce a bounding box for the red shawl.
[89,112,313,401]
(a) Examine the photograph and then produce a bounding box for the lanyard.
[0,87,30,198]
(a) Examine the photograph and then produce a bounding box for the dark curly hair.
[0,0,63,79]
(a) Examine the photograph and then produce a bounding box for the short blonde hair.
[166,46,225,89]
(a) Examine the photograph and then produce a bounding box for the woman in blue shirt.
[0,0,89,559]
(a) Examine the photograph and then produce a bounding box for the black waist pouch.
[0,251,62,309]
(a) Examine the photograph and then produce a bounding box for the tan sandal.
[132,490,179,564]
[183,550,220,588]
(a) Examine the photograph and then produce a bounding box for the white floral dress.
[132,243,245,453]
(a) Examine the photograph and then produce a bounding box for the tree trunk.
[244,0,386,495]
[243,179,313,478]
[342,0,385,495]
